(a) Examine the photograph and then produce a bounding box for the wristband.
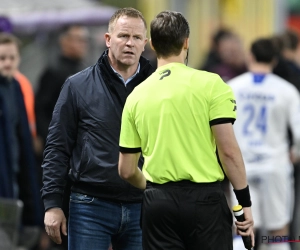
[233,185,252,207]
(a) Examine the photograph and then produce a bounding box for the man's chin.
[0,72,13,79]
[120,59,137,67]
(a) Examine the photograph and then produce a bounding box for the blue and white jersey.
[228,72,300,172]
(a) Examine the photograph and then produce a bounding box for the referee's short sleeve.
[119,98,142,152]
[209,76,236,126]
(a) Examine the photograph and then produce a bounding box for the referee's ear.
[183,38,189,50]
[149,39,155,52]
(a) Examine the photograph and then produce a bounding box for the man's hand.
[235,207,255,248]
[44,208,67,244]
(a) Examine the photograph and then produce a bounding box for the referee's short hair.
[251,38,276,64]
[150,10,190,59]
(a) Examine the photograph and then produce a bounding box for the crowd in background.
[1,18,300,250]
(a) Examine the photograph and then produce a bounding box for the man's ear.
[104,33,111,48]
[184,38,189,50]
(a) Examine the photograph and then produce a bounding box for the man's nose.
[126,37,134,46]
[3,59,13,65]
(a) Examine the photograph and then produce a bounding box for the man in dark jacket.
[42,7,154,250]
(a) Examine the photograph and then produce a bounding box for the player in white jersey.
[228,38,300,250]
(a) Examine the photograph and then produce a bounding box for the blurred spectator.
[1,21,43,155]
[201,28,247,82]
[211,33,247,82]
[35,24,89,147]
[1,18,48,249]
[201,28,233,71]
[280,29,300,92]
[0,32,43,248]
[271,34,292,83]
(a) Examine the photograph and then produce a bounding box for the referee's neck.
[157,55,185,68]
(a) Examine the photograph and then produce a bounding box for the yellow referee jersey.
[119,63,236,184]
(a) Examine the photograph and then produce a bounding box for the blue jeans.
[68,192,142,250]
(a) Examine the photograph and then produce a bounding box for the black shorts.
[141,181,233,250]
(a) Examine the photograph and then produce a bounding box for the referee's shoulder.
[187,67,216,76]
[190,68,225,83]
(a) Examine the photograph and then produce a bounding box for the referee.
[118,10,254,250]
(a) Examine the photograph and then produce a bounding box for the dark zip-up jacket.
[41,50,154,210]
